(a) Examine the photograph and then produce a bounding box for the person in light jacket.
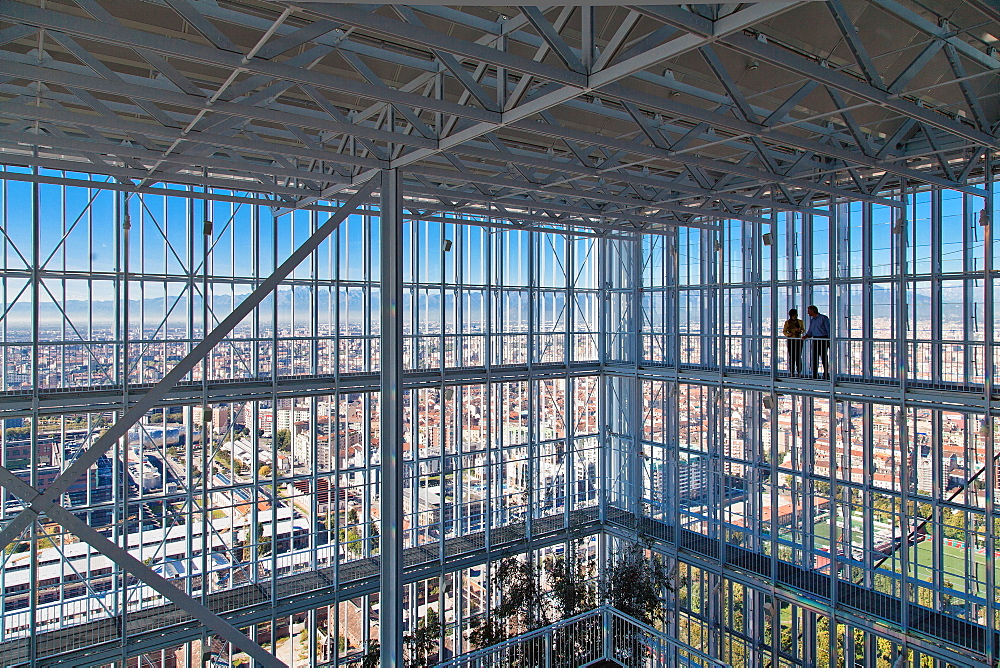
[782,308,804,376]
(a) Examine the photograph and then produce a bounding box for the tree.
[360,639,379,668]
[469,556,549,648]
[467,616,505,651]
[544,546,596,618]
[604,538,671,627]
[276,429,291,452]
[5,426,30,439]
[405,608,441,666]
[259,464,272,478]
[545,547,599,666]
[256,522,272,557]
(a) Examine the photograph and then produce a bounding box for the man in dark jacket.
[801,305,830,379]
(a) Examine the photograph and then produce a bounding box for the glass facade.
[1,166,999,667]
[636,180,1000,667]
[0,167,601,666]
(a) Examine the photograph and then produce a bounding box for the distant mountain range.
[2,282,971,329]
[2,286,506,327]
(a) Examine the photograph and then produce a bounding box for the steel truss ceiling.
[0,0,997,234]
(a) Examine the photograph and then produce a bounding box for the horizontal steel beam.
[0,362,604,417]
[603,363,999,414]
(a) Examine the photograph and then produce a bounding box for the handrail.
[436,604,728,668]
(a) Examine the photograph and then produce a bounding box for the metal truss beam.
[717,32,998,150]
[0,158,705,240]
[0,3,497,124]
[0,58,427,152]
[638,4,996,150]
[410,163,785,223]
[597,81,987,198]
[289,1,805,210]
[436,140,831,218]
[0,143,710,232]
[0,0,993,234]
[0,120,763,227]
[869,0,1000,72]
[3,39,952,213]
[125,0,982,178]
[0,53,799,223]
[508,114,900,209]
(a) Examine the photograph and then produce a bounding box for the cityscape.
[0,0,997,665]
[2,309,994,660]
[1,170,997,667]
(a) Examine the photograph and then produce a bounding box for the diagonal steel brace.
[0,176,378,555]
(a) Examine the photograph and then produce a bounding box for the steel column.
[379,168,404,668]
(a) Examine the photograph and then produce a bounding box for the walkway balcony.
[438,605,727,668]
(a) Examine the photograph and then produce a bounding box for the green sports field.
[778,515,988,596]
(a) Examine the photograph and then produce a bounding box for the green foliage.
[276,429,291,452]
[360,639,379,668]
[214,449,232,468]
[405,608,441,666]
[341,526,362,555]
[604,538,670,626]
[4,541,28,556]
[469,556,550,648]
[148,411,183,424]
[4,426,30,439]
[256,522,271,557]
[465,540,671,657]
[544,548,596,618]
[940,506,966,540]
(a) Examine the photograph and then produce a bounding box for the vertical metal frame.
[378,169,403,668]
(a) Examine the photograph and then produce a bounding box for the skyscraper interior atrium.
[0,1,998,666]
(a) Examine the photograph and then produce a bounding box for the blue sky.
[1,166,994,328]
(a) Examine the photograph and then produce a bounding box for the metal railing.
[654,334,993,391]
[438,605,728,668]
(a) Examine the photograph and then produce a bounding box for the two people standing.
[782,305,829,379]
